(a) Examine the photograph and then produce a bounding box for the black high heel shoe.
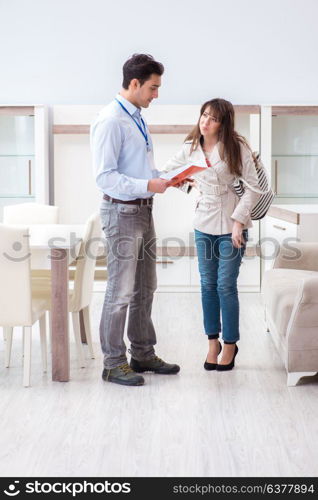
[216,344,238,371]
[204,340,222,371]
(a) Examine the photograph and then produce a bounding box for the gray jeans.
[99,200,157,369]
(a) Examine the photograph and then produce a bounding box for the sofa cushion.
[261,269,318,338]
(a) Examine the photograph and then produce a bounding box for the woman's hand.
[231,220,245,248]
[185,177,198,190]
[173,177,197,189]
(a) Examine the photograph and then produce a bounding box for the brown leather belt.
[103,194,153,206]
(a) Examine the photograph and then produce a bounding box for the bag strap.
[236,176,272,195]
[239,150,272,194]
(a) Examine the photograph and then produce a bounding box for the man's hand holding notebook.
[159,163,206,187]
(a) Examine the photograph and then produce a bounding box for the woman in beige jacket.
[163,98,260,371]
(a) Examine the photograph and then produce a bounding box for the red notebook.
[160,164,206,187]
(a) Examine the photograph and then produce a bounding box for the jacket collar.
[199,141,222,166]
[210,142,222,165]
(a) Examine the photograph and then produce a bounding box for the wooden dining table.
[28,224,85,382]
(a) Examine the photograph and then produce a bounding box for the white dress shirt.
[90,94,158,201]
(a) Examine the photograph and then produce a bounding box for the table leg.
[51,248,70,382]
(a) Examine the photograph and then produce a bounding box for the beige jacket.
[162,141,261,235]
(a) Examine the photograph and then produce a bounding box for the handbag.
[231,152,275,220]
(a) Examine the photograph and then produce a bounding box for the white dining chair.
[0,224,49,387]
[32,213,102,367]
[3,203,60,282]
[3,202,59,224]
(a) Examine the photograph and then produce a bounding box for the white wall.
[1,0,318,105]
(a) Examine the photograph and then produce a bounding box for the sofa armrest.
[273,242,318,271]
[287,275,318,350]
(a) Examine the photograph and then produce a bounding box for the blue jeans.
[194,229,248,343]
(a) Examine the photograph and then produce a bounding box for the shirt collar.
[116,94,140,117]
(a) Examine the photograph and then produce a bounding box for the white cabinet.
[264,216,297,244]
[0,105,49,221]
[261,106,318,204]
[272,113,318,199]
[262,204,318,271]
[156,258,190,288]
[259,106,318,276]
[237,255,261,289]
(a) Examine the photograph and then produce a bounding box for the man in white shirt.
[91,54,180,386]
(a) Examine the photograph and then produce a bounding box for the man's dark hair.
[122,53,164,89]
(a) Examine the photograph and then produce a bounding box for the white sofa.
[261,242,318,386]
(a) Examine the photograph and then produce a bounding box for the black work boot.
[130,355,180,374]
[102,363,145,386]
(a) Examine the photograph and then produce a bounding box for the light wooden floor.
[1,291,318,477]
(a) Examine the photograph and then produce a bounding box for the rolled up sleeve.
[160,143,193,194]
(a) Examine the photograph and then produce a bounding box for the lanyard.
[115,98,150,150]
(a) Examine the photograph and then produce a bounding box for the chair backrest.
[3,203,59,224]
[0,224,33,326]
[71,213,102,311]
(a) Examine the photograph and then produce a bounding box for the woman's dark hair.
[185,98,250,176]
[122,53,164,89]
